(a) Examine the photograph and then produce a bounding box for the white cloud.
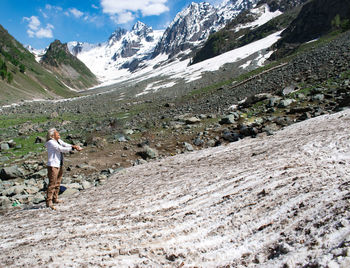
[92,4,99,9]
[45,4,63,11]
[24,16,41,31]
[69,8,84,18]
[24,16,54,39]
[116,12,135,24]
[35,24,54,38]
[101,0,169,23]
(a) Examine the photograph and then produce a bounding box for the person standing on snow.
[45,128,82,210]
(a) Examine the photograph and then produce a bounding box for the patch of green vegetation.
[11,132,47,157]
[0,115,49,129]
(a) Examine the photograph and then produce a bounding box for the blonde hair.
[46,128,57,141]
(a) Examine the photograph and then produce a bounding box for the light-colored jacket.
[45,139,72,168]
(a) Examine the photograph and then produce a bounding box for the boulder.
[82,181,92,190]
[185,117,201,124]
[267,97,282,108]
[115,134,127,142]
[31,169,47,179]
[313,94,325,101]
[7,140,16,148]
[137,146,158,160]
[35,136,46,144]
[0,143,10,151]
[0,166,24,180]
[24,186,40,195]
[239,93,271,108]
[59,188,79,197]
[222,131,240,142]
[193,138,204,146]
[219,114,236,125]
[0,196,12,209]
[278,99,294,108]
[3,185,26,196]
[32,192,45,204]
[281,85,298,96]
[0,156,10,162]
[183,142,194,152]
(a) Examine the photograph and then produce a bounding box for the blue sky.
[0,0,223,49]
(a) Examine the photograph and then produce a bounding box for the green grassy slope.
[41,40,98,90]
[0,24,77,106]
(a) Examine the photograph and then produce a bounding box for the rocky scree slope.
[0,109,349,267]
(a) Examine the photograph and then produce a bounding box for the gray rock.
[64,183,83,190]
[123,129,134,135]
[3,185,26,196]
[0,143,10,151]
[24,186,40,195]
[0,156,10,162]
[281,85,298,96]
[115,133,127,142]
[76,164,98,172]
[138,146,158,160]
[278,99,294,108]
[60,188,79,197]
[82,181,92,190]
[219,114,236,125]
[0,196,12,209]
[7,140,16,148]
[183,142,194,151]
[193,138,204,146]
[0,166,24,180]
[222,131,239,142]
[32,192,45,204]
[267,97,281,108]
[35,136,46,144]
[31,169,47,179]
[207,140,216,147]
[313,94,325,101]
[185,117,201,124]
[133,159,148,166]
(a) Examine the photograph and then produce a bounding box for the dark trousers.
[46,166,63,204]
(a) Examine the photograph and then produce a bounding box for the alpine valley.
[1,0,350,267]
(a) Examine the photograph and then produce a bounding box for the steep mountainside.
[0,24,76,106]
[69,1,261,77]
[41,40,98,90]
[68,21,163,78]
[271,0,350,59]
[191,0,307,64]
[152,2,220,59]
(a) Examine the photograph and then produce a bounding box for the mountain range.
[1,0,350,105]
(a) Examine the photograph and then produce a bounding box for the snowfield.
[1,110,350,267]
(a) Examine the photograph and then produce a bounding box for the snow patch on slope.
[1,110,349,267]
[235,4,283,32]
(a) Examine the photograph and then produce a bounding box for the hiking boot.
[46,201,56,210]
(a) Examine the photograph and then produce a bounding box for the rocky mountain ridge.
[69,0,261,76]
[41,40,98,90]
[0,24,77,106]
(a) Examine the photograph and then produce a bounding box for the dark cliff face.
[271,0,350,59]
[152,3,219,59]
[281,0,350,43]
